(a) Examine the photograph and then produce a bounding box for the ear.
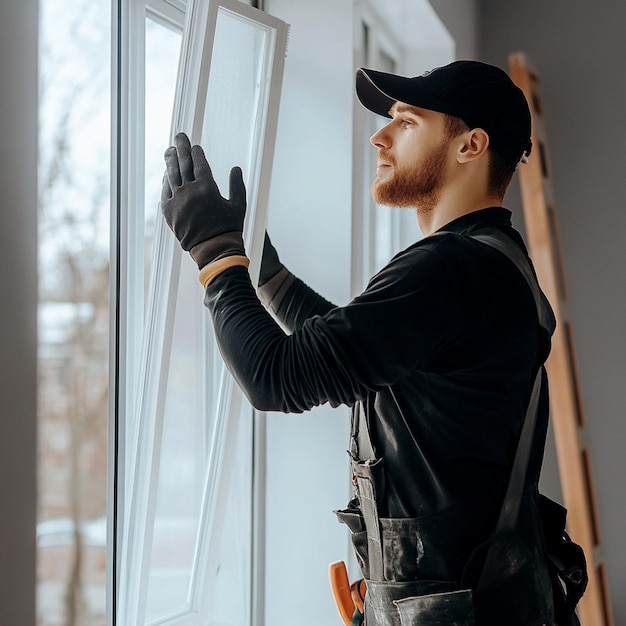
[456,128,490,163]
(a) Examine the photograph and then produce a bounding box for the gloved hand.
[259,232,284,286]
[161,132,247,269]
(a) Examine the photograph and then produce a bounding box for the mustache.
[377,150,396,166]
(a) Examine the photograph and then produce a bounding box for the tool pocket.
[378,506,481,583]
[335,504,370,580]
[365,580,465,626]
[378,517,422,581]
[394,589,475,626]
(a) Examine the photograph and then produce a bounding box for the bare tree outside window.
[38,1,110,624]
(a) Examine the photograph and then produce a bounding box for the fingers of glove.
[164,145,182,188]
[161,171,173,202]
[174,133,194,183]
[191,143,215,184]
[229,166,247,210]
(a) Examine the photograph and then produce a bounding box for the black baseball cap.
[356,60,532,170]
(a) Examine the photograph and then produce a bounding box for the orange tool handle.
[329,561,354,626]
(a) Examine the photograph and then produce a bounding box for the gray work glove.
[161,132,247,269]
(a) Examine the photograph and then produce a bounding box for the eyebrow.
[389,102,425,117]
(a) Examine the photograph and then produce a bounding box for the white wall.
[428,0,478,60]
[477,2,626,621]
[371,0,456,74]
[262,2,354,624]
[0,2,38,625]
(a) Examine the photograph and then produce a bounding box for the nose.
[370,122,391,148]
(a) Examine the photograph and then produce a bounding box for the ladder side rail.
[509,52,614,626]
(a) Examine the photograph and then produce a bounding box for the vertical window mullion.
[110,0,150,623]
[114,0,185,623]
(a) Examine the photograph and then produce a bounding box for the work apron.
[335,403,554,626]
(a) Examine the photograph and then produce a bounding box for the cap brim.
[356,68,453,118]
[356,69,397,118]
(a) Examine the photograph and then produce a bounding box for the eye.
[401,118,415,128]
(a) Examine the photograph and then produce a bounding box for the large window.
[37,2,454,624]
[112,1,287,623]
[37,1,111,624]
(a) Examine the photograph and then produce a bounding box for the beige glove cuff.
[198,255,250,289]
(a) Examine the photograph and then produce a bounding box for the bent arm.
[207,266,365,412]
[205,245,456,413]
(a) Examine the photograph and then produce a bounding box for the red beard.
[371,141,448,214]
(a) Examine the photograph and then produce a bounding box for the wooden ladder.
[508,52,614,626]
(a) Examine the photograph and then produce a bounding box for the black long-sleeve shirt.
[204,208,554,522]
[204,206,557,623]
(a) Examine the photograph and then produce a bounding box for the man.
[161,61,558,625]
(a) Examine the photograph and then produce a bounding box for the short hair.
[443,114,515,199]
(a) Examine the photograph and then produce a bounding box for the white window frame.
[351,1,404,295]
[110,1,288,624]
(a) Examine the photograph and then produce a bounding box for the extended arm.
[161,134,451,412]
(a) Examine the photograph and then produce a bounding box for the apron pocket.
[335,506,370,580]
[379,518,422,581]
[394,589,475,626]
[365,580,458,626]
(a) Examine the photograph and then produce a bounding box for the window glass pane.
[125,11,184,457]
[199,9,270,194]
[197,5,281,268]
[202,403,253,625]
[37,0,110,625]
[144,253,207,620]
[145,18,183,312]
